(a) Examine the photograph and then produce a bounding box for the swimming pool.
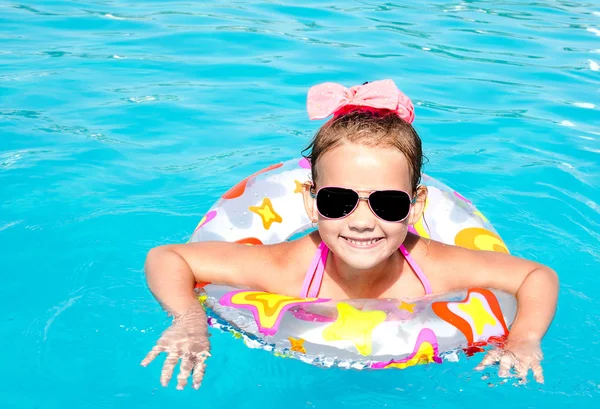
[1,0,599,407]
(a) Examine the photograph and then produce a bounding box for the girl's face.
[303,142,426,271]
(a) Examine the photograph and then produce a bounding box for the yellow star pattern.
[249,197,283,230]
[457,296,497,336]
[398,301,416,313]
[227,291,322,335]
[322,303,386,356]
[294,180,304,194]
[288,337,306,354]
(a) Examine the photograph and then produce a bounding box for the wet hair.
[302,109,425,193]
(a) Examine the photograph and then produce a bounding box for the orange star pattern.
[288,337,306,354]
[398,301,416,313]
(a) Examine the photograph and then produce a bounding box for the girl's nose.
[347,197,376,231]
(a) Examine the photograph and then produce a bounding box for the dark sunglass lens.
[316,188,359,219]
[369,190,411,222]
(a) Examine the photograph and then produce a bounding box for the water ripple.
[1,0,600,407]
[11,4,60,16]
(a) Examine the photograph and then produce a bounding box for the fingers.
[531,360,544,384]
[515,359,530,380]
[192,355,209,390]
[474,349,517,379]
[497,352,515,378]
[472,345,545,385]
[160,352,180,387]
[141,345,163,367]
[176,356,195,390]
[141,328,211,390]
[508,357,544,384]
[474,350,501,370]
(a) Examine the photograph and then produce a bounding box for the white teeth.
[345,238,379,247]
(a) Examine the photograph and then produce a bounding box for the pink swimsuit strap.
[399,244,433,295]
[300,241,329,298]
[300,242,432,298]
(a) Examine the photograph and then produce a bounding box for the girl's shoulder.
[259,231,323,295]
[407,234,477,292]
[410,234,543,293]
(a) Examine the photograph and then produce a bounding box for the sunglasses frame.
[309,185,417,223]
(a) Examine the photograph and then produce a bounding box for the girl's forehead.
[315,144,412,190]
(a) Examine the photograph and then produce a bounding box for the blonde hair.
[302,109,425,193]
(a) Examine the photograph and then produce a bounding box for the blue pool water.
[2,0,600,407]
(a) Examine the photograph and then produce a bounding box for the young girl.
[141,79,558,390]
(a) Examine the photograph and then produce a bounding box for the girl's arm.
[434,244,558,342]
[141,240,299,390]
[426,241,558,383]
[501,266,558,343]
[144,240,295,316]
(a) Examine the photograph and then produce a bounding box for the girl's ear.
[302,182,319,223]
[407,185,428,226]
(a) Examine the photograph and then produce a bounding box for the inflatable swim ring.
[190,158,516,370]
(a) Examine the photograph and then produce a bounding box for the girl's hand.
[141,305,211,390]
[475,338,544,384]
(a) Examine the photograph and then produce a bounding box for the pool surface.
[1,1,599,408]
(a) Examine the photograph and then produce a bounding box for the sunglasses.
[310,186,417,223]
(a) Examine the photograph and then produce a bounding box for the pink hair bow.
[306,79,415,124]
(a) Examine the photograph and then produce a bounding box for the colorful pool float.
[190,158,516,370]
